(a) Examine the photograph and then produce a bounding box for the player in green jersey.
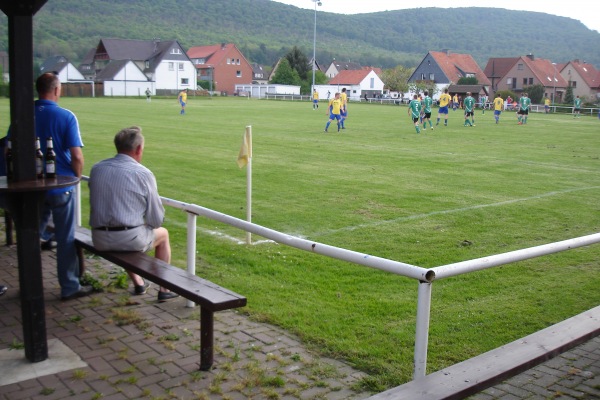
[463,92,475,127]
[408,94,422,134]
[517,93,531,124]
[421,90,434,130]
[573,96,582,118]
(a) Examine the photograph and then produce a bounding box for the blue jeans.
[40,190,80,297]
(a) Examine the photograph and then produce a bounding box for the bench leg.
[76,246,85,277]
[200,306,214,371]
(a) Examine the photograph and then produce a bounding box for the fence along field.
[2,96,599,389]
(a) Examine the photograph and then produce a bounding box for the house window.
[528,78,533,85]
[237,59,240,65]
[370,77,374,88]
[571,81,577,88]
[145,61,150,69]
[506,77,512,84]
[523,78,528,85]
[181,78,189,85]
[168,62,174,71]
[517,63,523,70]
[170,48,182,55]
[236,70,242,77]
[227,58,231,64]
[420,73,426,80]
[179,63,184,71]
[429,73,434,80]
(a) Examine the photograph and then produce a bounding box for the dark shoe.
[61,285,93,301]
[133,281,150,295]
[157,291,179,302]
[41,240,57,250]
[0,285,7,296]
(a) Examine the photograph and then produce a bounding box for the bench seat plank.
[74,226,247,370]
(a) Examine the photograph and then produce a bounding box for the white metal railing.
[75,177,600,380]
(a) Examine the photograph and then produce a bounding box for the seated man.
[88,126,178,302]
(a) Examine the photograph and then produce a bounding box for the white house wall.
[58,63,85,82]
[103,81,151,97]
[154,60,196,91]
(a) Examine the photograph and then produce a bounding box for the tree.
[524,84,544,104]
[301,70,327,94]
[564,86,574,105]
[270,58,301,85]
[284,46,310,81]
[381,65,413,95]
[457,77,478,85]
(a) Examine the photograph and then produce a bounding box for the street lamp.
[311,0,322,98]
[552,62,557,107]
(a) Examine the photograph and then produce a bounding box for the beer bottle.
[6,138,13,181]
[45,137,56,179]
[35,137,44,179]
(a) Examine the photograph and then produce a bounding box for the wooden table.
[0,175,80,362]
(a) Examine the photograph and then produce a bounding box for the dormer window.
[170,48,182,55]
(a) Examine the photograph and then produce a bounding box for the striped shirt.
[88,153,164,229]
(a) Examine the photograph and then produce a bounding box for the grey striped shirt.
[89,153,164,229]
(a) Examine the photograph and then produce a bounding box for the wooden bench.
[74,226,247,371]
[366,305,600,400]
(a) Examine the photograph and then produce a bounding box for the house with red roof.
[408,50,491,100]
[326,69,384,101]
[187,43,253,95]
[484,54,568,103]
[558,60,600,102]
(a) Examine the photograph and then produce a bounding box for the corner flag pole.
[237,126,253,244]
[245,126,252,244]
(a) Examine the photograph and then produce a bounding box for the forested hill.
[2,0,599,69]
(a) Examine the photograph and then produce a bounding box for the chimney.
[221,43,226,50]
[526,53,534,61]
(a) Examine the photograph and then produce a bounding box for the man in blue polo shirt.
[36,72,90,300]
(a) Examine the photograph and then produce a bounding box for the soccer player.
[517,92,531,124]
[573,95,582,118]
[312,89,319,110]
[324,92,342,132]
[493,94,504,124]
[408,94,422,134]
[421,90,434,130]
[452,94,459,111]
[463,92,475,127]
[480,94,487,114]
[340,88,348,129]
[178,89,187,115]
[436,88,451,126]
[544,96,551,113]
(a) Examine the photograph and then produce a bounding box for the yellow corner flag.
[237,126,252,168]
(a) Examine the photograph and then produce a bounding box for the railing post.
[414,280,433,379]
[186,211,197,308]
[76,181,81,227]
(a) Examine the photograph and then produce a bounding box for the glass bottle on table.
[45,137,56,179]
[35,137,44,179]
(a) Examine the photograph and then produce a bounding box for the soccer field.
[2,97,598,389]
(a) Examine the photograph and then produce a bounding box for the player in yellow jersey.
[493,93,504,124]
[178,89,188,115]
[340,88,348,129]
[324,92,342,132]
[312,89,319,110]
[436,88,452,126]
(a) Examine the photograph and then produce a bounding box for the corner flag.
[237,127,252,168]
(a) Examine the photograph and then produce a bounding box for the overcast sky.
[271,0,600,33]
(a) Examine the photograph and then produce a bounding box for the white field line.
[312,185,600,237]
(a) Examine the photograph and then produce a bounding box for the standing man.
[573,95,582,118]
[178,89,187,115]
[480,94,487,114]
[463,92,475,127]
[35,72,90,301]
[312,89,319,110]
[436,88,451,126]
[421,90,434,130]
[88,126,178,302]
[544,96,551,113]
[145,88,152,103]
[340,88,348,129]
[493,93,504,124]
[452,93,459,111]
[408,94,422,134]
[517,92,531,125]
[324,92,342,133]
